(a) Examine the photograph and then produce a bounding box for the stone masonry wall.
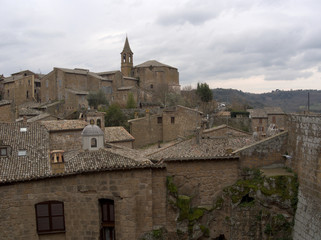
[165,159,239,235]
[49,130,83,151]
[0,104,15,122]
[235,131,288,169]
[0,168,166,240]
[287,114,321,240]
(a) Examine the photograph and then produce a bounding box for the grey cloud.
[157,10,216,26]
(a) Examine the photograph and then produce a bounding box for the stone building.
[105,126,135,149]
[40,120,88,151]
[248,107,286,137]
[0,121,164,240]
[2,70,42,106]
[128,105,203,148]
[40,68,109,117]
[0,114,320,240]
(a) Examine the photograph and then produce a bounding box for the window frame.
[35,201,65,234]
[0,147,7,156]
[171,116,175,124]
[157,117,162,124]
[91,138,97,148]
[100,199,115,240]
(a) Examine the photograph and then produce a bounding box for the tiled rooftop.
[105,127,135,143]
[0,100,12,106]
[135,60,176,69]
[0,122,155,184]
[0,122,51,183]
[148,135,255,161]
[40,120,88,131]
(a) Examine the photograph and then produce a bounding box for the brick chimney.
[50,150,65,174]
[195,127,202,145]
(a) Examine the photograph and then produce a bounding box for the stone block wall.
[0,103,15,122]
[287,114,321,240]
[164,158,239,235]
[0,168,165,240]
[129,114,163,148]
[236,131,288,168]
[48,130,83,151]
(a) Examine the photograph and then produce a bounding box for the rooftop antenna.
[308,92,310,114]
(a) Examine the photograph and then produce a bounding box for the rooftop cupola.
[82,122,104,150]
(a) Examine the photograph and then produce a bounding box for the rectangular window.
[35,201,65,234]
[157,117,162,124]
[18,150,27,156]
[171,117,175,124]
[0,148,7,156]
[20,128,27,132]
[100,199,115,240]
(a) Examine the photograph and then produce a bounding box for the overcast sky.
[1,0,321,93]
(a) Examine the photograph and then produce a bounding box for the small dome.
[82,124,104,136]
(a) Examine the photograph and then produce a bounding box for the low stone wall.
[235,131,288,169]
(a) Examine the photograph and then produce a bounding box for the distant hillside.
[212,88,321,113]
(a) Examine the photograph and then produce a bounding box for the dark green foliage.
[196,82,213,102]
[87,90,108,109]
[212,88,321,113]
[230,111,250,118]
[104,104,126,127]
[126,92,136,109]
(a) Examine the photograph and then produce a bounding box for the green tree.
[126,92,136,109]
[87,90,108,109]
[196,82,213,102]
[105,104,126,127]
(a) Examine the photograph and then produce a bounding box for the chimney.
[195,127,202,145]
[50,150,65,174]
[23,115,27,123]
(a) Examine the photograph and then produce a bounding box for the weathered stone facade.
[2,70,41,106]
[129,106,203,148]
[0,168,166,240]
[0,100,14,122]
[287,114,321,240]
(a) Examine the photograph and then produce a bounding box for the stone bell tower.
[121,36,133,77]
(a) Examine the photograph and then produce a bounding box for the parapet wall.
[287,114,321,240]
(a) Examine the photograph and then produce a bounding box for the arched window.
[91,138,97,148]
[26,91,29,99]
[123,54,126,62]
[35,201,65,234]
[97,119,101,128]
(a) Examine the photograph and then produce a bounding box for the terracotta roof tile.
[0,122,156,184]
[148,135,255,161]
[105,127,135,143]
[40,120,88,131]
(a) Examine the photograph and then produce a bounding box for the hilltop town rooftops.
[148,134,255,161]
[40,120,88,131]
[0,122,156,184]
[105,126,135,143]
[135,60,177,69]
